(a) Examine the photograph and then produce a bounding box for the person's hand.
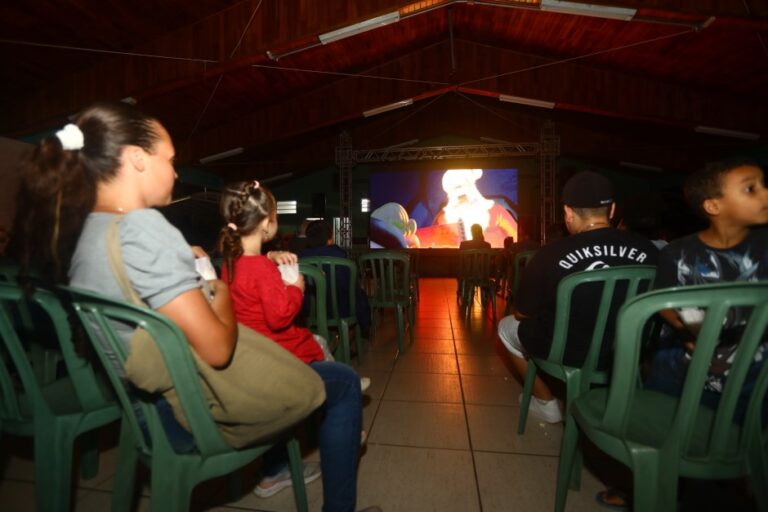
[267,251,298,265]
[286,273,305,292]
[191,245,209,259]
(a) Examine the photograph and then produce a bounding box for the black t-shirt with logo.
[516,227,659,368]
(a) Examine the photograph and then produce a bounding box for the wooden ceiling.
[2,0,767,181]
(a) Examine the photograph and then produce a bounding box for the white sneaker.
[519,393,563,423]
[360,377,371,392]
[253,462,321,498]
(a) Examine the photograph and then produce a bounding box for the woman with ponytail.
[10,102,238,452]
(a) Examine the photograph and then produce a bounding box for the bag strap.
[105,215,146,308]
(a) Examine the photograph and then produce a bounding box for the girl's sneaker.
[253,462,321,498]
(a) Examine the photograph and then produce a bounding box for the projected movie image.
[369,168,519,249]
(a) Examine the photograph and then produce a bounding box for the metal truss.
[539,120,560,244]
[351,143,539,162]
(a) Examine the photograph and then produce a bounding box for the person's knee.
[312,362,361,400]
[497,316,525,358]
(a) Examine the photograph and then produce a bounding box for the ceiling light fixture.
[694,125,760,141]
[540,0,636,21]
[499,94,555,109]
[620,161,663,173]
[261,172,294,184]
[319,11,400,45]
[199,147,244,164]
[363,98,414,117]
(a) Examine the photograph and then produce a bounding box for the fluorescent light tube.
[694,125,760,141]
[199,147,244,164]
[499,94,555,109]
[363,98,414,117]
[620,161,663,173]
[319,11,400,44]
[540,0,636,20]
[480,137,513,145]
[261,172,294,184]
[384,139,420,149]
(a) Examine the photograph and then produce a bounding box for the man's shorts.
[497,315,526,358]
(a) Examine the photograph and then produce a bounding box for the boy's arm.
[654,245,698,350]
[658,309,698,350]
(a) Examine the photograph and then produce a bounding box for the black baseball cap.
[562,171,614,208]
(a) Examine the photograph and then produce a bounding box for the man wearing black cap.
[497,171,659,423]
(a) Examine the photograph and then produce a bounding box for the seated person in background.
[618,211,668,250]
[646,158,768,420]
[459,223,491,250]
[299,220,372,335]
[505,231,540,253]
[497,171,659,423]
[544,221,567,245]
[218,183,372,509]
[287,218,312,254]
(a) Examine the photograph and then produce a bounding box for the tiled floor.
[0,278,608,511]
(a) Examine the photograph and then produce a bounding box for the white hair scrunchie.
[55,123,85,151]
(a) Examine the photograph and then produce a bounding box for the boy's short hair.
[306,219,333,247]
[571,206,611,219]
[684,158,761,218]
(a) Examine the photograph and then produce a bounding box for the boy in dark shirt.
[647,159,768,407]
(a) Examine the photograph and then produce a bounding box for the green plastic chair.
[504,249,537,315]
[457,249,499,320]
[0,283,120,512]
[298,263,331,347]
[0,260,64,385]
[559,282,768,512]
[358,251,414,354]
[518,265,657,435]
[64,286,309,512]
[301,256,362,365]
[405,249,420,304]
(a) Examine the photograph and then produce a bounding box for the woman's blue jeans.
[264,361,362,512]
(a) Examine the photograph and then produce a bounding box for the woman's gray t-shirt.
[69,209,201,350]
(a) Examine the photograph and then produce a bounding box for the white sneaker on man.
[520,393,563,423]
[360,377,371,392]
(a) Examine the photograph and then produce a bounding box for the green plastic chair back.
[504,249,538,314]
[0,260,63,385]
[560,282,768,512]
[457,249,499,320]
[0,283,120,512]
[301,256,362,364]
[64,286,308,512]
[298,263,330,345]
[358,251,414,354]
[518,265,656,434]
